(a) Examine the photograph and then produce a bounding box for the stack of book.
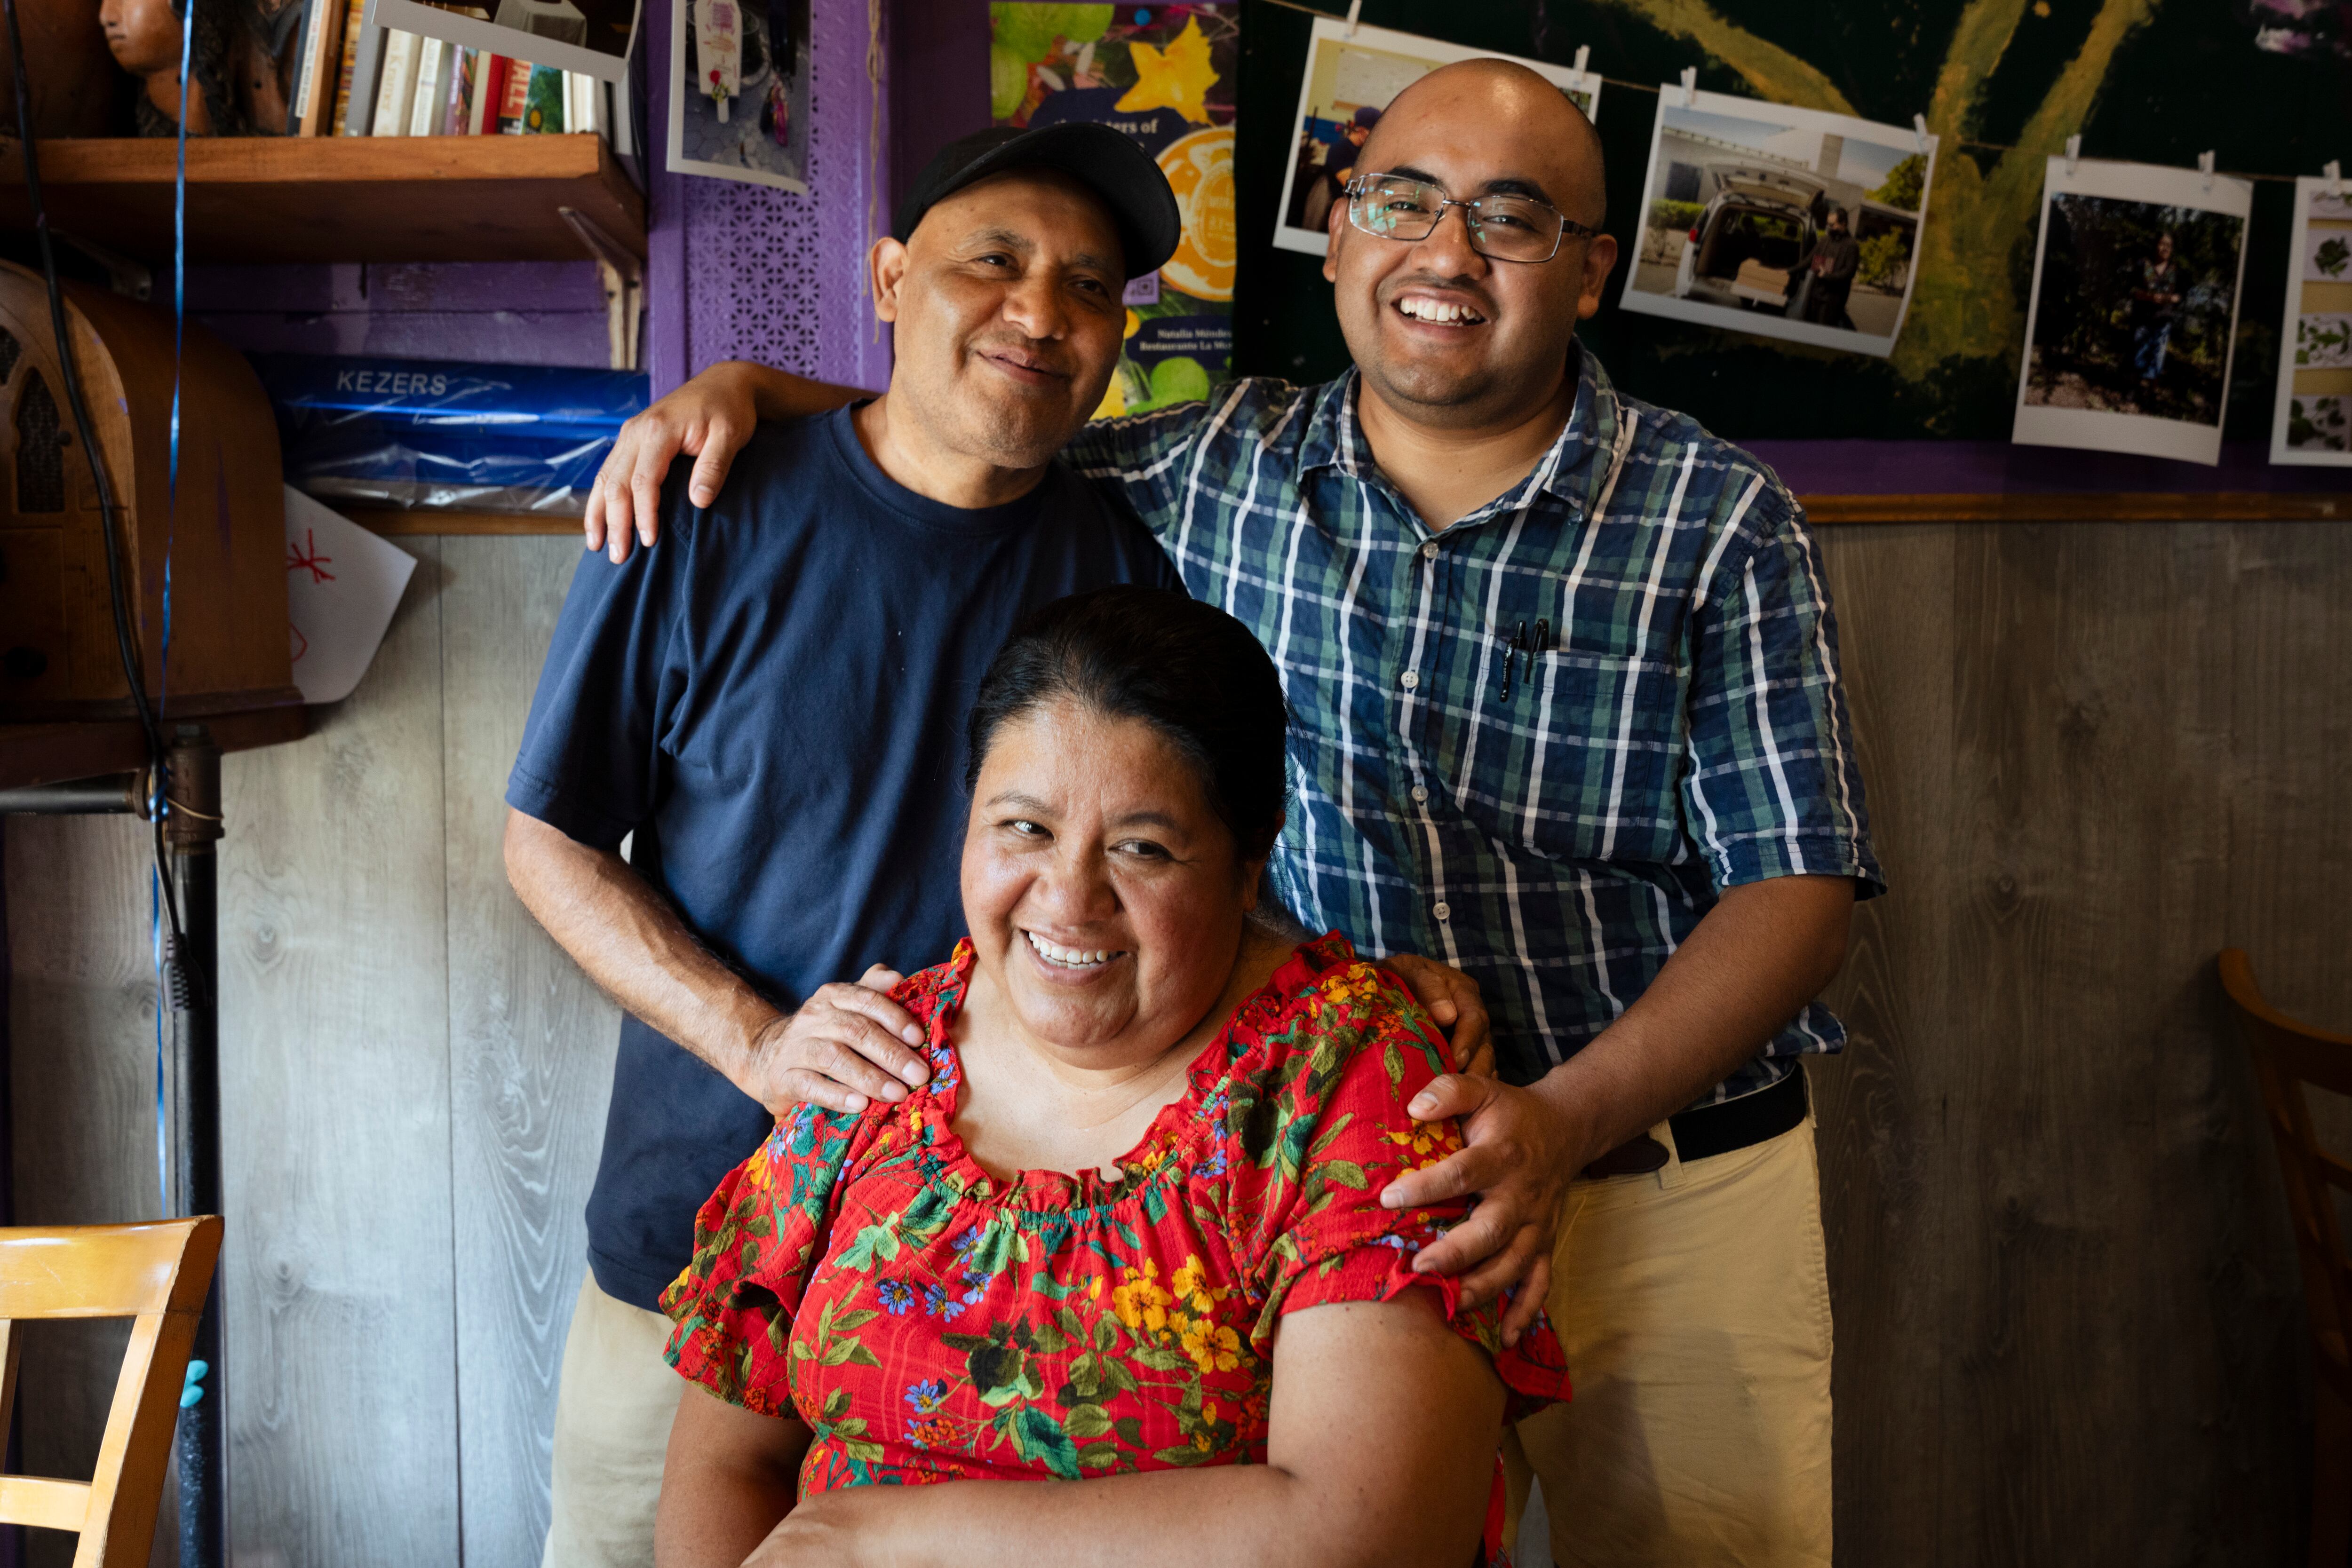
[284,0,615,139]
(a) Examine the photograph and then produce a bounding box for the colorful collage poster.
[991,3,1239,417]
[2269,175,2352,464]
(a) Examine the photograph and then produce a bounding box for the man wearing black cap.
[500,123,1190,1568]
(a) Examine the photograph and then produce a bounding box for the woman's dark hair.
[965,587,1289,860]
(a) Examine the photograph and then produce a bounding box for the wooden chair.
[2220,950,2352,1568]
[0,1217,222,1568]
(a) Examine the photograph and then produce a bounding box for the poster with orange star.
[991,3,1239,418]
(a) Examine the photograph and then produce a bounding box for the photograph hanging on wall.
[992,2,1238,418]
[1618,86,1935,358]
[1270,18,1597,259]
[2013,157,2251,466]
[666,0,811,193]
[2268,174,2352,465]
[372,0,639,82]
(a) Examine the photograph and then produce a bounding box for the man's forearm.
[503,808,777,1089]
[1531,873,1855,1163]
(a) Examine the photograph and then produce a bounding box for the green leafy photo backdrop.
[1229,0,2345,441]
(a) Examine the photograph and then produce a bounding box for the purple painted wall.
[1744,437,2351,495]
[190,261,615,367]
[887,0,990,216]
[648,0,895,397]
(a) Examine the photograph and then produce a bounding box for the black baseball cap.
[891,123,1182,281]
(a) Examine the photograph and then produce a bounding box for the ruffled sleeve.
[660,1101,873,1417]
[1229,942,1571,1420]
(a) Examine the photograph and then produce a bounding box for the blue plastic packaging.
[250,354,651,517]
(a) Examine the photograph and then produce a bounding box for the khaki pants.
[542,1271,686,1568]
[1507,1113,1834,1568]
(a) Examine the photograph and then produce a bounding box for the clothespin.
[1572,44,1589,79]
[1343,0,1361,38]
[2064,134,2081,176]
[2198,150,2215,192]
[1913,113,1930,153]
[2327,159,2343,198]
[1679,66,1697,107]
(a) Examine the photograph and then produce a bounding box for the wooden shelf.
[0,705,308,792]
[0,135,643,266]
[1802,491,2351,523]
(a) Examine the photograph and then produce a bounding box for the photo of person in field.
[2022,195,2246,427]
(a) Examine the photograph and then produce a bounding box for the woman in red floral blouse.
[656,588,1569,1568]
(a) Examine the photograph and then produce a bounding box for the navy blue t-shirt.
[506,407,1181,1310]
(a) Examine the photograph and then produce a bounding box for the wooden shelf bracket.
[559,205,643,372]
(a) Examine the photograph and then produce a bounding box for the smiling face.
[961,698,1265,1060]
[1322,60,1618,430]
[870,169,1127,472]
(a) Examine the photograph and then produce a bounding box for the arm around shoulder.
[588,360,868,562]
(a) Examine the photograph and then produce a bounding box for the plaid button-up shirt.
[1067,348,1882,1102]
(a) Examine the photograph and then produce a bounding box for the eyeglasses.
[1344,174,1600,263]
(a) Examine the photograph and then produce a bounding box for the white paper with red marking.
[284,486,418,706]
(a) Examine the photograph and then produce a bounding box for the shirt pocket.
[1437,624,1687,867]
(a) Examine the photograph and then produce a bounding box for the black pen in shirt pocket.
[1496,617,1552,702]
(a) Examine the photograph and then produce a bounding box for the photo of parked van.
[1622,88,1935,357]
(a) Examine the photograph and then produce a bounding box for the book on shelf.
[468,55,508,133]
[407,36,447,136]
[326,0,368,132]
[566,72,608,139]
[521,62,565,133]
[444,46,476,135]
[493,59,534,133]
[369,28,420,136]
[288,0,348,135]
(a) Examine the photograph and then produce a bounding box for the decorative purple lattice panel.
[668,0,891,394]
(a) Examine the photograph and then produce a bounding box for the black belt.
[1580,1066,1809,1179]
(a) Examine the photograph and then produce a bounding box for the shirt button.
[1420,541,1438,560]
[1400,671,1420,690]
[1433,901,1452,921]
[1412,784,1430,804]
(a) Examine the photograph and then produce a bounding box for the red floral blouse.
[662,933,1571,1564]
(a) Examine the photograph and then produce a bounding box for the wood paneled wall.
[8,521,2349,1566]
[10,539,616,1568]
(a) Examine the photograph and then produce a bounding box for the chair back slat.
[0,1218,221,1568]
[2324,1152,2352,1195]
[0,1223,210,1319]
[0,1476,91,1533]
[2221,950,2352,1398]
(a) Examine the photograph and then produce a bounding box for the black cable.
[4,0,185,958]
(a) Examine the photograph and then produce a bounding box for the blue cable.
[151,0,192,1224]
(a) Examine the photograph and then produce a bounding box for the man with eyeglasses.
[585,58,1876,1567]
